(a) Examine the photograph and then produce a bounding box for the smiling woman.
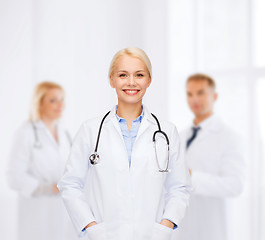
[109,52,152,129]
[58,47,191,240]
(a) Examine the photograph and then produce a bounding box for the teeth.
[125,90,137,92]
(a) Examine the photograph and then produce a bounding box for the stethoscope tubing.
[94,111,111,153]
[90,111,170,172]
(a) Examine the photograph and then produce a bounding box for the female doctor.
[7,82,77,240]
[58,48,191,240]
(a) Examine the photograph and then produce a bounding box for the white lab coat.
[7,121,77,240]
[58,105,191,240]
[175,115,246,240]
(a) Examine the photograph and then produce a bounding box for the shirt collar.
[115,105,144,123]
[32,120,60,129]
[192,114,220,132]
[105,104,156,125]
[32,120,46,129]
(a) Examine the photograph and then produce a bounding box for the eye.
[119,73,127,78]
[198,90,204,96]
[136,73,144,78]
[58,98,64,103]
[50,98,57,103]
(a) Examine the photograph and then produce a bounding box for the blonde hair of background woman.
[108,47,152,79]
[29,81,64,122]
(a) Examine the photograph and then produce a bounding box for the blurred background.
[0,0,264,239]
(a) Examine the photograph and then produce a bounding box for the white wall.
[0,1,34,239]
[0,0,170,239]
[30,0,169,133]
[1,1,264,240]
[168,1,264,240]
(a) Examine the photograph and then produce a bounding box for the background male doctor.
[176,73,246,240]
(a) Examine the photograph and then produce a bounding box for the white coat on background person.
[7,82,77,240]
[58,48,191,240]
[175,74,246,240]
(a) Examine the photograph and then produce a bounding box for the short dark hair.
[186,73,216,90]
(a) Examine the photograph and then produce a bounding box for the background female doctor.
[7,82,77,240]
[58,48,191,240]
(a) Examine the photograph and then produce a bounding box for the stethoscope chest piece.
[89,153,100,165]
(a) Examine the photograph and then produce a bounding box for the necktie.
[186,127,201,149]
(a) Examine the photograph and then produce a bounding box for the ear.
[147,77,152,87]
[213,92,218,101]
[109,75,115,88]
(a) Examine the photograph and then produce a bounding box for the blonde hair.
[29,81,64,121]
[186,73,216,90]
[109,47,152,78]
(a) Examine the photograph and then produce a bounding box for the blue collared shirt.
[115,107,144,167]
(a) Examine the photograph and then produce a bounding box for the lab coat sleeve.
[58,123,95,237]
[191,133,246,198]
[7,125,40,197]
[162,126,192,226]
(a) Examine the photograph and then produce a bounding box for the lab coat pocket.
[86,223,106,240]
[151,223,173,240]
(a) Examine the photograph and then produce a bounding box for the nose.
[187,94,196,104]
[190,95,197,103]
[127,74,136,86]
[57,100,64,108]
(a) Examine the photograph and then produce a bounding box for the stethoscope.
[32,122,72,149]
[89,111,170,172]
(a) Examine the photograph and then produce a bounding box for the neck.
[116,101,142,125]
[194,111,213,126]
[41,116,57,132]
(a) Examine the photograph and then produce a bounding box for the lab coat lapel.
[107,106,130,168]
[193,128,207,143]
[35,121,59,148]
[191,115,221,143]
[107,106,124,141]
[134,117,150,143]
[135,105,156,143]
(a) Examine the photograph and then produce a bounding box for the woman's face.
[40,88,64,121]
[110,55,151,105]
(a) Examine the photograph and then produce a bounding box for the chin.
[120,97,143,105]
[53,114,62,120]
[192,109,200,115]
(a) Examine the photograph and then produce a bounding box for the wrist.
[160,219,174,229]
[85,221,97,229]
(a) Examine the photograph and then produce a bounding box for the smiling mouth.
[123,89,140,96]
